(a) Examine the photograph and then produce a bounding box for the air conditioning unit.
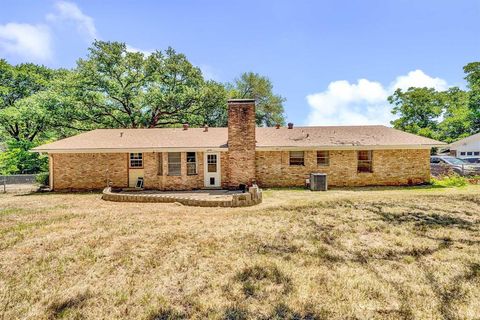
[310,173,327,191]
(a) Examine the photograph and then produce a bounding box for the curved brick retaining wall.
[101,187,262,207]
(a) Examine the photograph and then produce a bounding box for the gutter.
[32,144,445,154]
[31,147,228,154]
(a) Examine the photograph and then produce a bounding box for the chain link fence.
[1,174,39,193]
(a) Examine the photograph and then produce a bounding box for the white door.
[129,169,144,188]
[204,153,221,188]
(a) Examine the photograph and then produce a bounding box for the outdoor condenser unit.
[310,173,327,191]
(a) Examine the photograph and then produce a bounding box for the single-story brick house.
[33,99,444,191]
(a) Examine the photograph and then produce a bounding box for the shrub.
[0,140,48,174]
[431,175,468,187]
[36,172,49,186]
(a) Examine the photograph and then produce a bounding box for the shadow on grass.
[268,302,331,320]
[421,261,480,320]
[146,306,186,320]
[13,190,102,197]
[263,184,448,193]
[234,264,293,298]
[46,291,90,319]
[223,305,249,320]
[361,203,476,230]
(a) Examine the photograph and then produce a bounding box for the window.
[186,152,197,175]
[168,152,181,176]
[207,154,217,173]
[467,152,473,156]
[357,150,373,173]
[474,152,480,156]
[157,153,163,175]
[460,152,466,156]
[289,151,305,166]
[317,151,329,166]
[129,153,143,168]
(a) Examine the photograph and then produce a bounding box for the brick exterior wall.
[143,152,204,190]
[51,153,128,190]
[51,151,231,191]
[51,149,430,191]
[255,149,430,187]
[226,99,256,188]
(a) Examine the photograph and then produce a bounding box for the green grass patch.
[431,175,469,187]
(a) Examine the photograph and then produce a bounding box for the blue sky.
[1,0,479,126]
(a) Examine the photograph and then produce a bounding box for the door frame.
[204,152,221,188]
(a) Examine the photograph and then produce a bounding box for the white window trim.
[129,153,143,168]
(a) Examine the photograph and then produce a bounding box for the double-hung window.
[129,153,143,168]
[289,151,305,166]
[168,152,181,176]
[186,152,197,175]
[317,151,329,166]
[357,150,373,173]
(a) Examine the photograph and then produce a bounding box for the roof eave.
[31,146,228,153]
[256,144,444,151]
[33,143,445,153]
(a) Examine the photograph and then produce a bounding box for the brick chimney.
[227,99,256,189]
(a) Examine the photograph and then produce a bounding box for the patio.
[101,187,262,207]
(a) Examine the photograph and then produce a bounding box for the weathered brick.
[255,149,430,187]
[226,99,256,188]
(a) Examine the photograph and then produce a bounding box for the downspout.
[49,154,54,190]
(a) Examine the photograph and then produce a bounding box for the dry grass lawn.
[1,186,480,319]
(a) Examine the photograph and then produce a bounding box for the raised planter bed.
[101,187,262,207]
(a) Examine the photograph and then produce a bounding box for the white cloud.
[0,1,99,62]
[306,70,449,126]
[391,69,448,92]
[126,45,153,56]
[46,1,98,40]
[0,23,52,61]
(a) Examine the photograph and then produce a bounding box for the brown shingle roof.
[255,126,443,147]
[33,125,444,152]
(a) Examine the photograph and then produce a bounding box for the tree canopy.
[0,41,286,174]
[0,60,55,142]
[228,72,286,126]
[464,62,480,133]
[388,65,479,143]
[71,41,214,128]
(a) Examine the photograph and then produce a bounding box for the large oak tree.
[69,40,226,129]
[0,60,55,142]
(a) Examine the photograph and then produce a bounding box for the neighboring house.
[33,99,444,191]
[449,133,480,160]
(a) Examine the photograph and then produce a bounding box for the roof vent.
[287,123,294,129]
[275,124,280,129]
[183,123,189,130]
[120,131,123,137]
[204,124,209,132]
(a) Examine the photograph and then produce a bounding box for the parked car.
[462,157,480,164]
[430,156,480,176]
